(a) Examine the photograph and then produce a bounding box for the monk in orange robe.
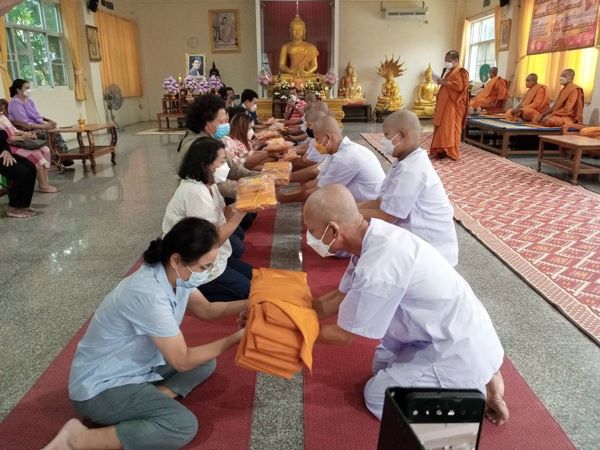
[430,50,469,160]
[505,73,549,122]
[579,127,600,139]
[469,67,509,109]
[536,69,584,127]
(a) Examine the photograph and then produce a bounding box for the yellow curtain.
[513,0,598,101]
[60,0,86,101]
[459,19,471,68]
[494,6,502,64]
[96,10,143,97]
[0,17,11,97]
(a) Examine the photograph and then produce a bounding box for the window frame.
[5,0,68,89]
[467,15,496,83]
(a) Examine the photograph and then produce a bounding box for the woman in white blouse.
[162,137,253,301]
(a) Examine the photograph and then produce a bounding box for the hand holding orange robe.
[430,66,469,160]
[506,84,549,122]
[469,76,509,109]
[235,268,320,379]
[537,83,584,127]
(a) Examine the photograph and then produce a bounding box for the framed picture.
[85,25,101,62]
[499,19,511,51]
[186,54,206,77]
[209,9,241,53]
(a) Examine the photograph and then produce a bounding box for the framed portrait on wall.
[209,9,241,53]
[85,25,101,62]
[499,19,511,51]
[186,54,206,77]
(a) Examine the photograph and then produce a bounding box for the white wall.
[339,0,459,109]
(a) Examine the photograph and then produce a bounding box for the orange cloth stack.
[235,268,320,379]
[262,161,292,186]
[236,175,278,212]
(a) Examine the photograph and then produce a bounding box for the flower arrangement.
[208,75,223,93]
[162,76,179,95]
[257,70,272,87]
[183,75,202,94]
[324,69,338,86]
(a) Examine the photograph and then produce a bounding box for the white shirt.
[318,137,385,202]
[305,138,326,163]
[380,148,458,266]
[338,219,503,392]
[162,179,230,282]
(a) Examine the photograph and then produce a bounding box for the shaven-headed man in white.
[279,115,385,203]
[359,110,458,266]
[305,184,509,425]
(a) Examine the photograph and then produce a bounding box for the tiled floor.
[1,122,598,449]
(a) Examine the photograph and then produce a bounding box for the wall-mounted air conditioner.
[381,2,429,21]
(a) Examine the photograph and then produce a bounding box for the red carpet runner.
[0,209,276,450]
[362,132,600,345]
[302,239,575,449]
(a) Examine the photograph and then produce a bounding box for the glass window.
[467,15,496,83]
[5,0,68,88]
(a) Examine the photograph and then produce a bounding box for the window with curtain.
[5,0,67,87]
[466,15,496,82]
[96,10,143,97]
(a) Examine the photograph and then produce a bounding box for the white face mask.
[247,128,255,141]
[306,224,335,258]
[444,62,454,70]
[23,88,32,97]
[213,162,230,183]
[380,133,399,156]
[560,77,568,85]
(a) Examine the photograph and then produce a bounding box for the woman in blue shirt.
[43,217,248,450]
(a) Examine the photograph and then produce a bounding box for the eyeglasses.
[188,262,215,273]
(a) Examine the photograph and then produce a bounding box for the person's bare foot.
[485,371,509,426]
[6,207,35,218]
[37,185,59,193]
[41,418,87,450]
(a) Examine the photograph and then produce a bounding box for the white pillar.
[333,0,340,96]
[255,0,263,95]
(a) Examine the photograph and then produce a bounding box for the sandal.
[36,187,59,193]
[6,210,36,218]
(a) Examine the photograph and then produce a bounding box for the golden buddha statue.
[338,62,355,97]
[278,14,319,85]
[375,55,405,112]
[347,74,365,102]
[413,63,439,117]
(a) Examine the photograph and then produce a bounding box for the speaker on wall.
[500,0,510,6]
[88,0,99,12]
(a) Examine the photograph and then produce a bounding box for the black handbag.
[11,138,47,150]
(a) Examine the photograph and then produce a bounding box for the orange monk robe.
[505,84,550,122]
[469,76,509,109]
[579,127,600,139]
[430,67,469,160]
[538,83,584,127]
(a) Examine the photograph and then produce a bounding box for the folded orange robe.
[235,268,320,379]
[262,161,292,185]
[236,175,278,212]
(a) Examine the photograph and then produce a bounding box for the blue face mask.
[175,265,211,288]
[212,123,230,140]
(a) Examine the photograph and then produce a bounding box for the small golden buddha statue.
[338,62,355,97]
[348,74,366,103]
[278,15,319,83]
[375,55,405,112]
[413,63,439,117]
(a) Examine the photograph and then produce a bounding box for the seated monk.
[536,69,584,127]
[579,127,600,139]
[505,73,549,122]
[469,67,509,110]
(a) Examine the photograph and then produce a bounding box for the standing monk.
[536,69,584,127]
[469,67,509,110]
[430,50,469,160]
[505,73,549,122]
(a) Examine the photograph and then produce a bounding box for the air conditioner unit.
[382,2,429,21]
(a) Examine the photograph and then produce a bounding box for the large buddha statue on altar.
[375,55,405,111]
[278,14,319,84]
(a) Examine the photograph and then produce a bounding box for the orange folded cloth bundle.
[261,161,292,186]
[235,268,320,379]
[263,138,295,152]
[236,175,278,212]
